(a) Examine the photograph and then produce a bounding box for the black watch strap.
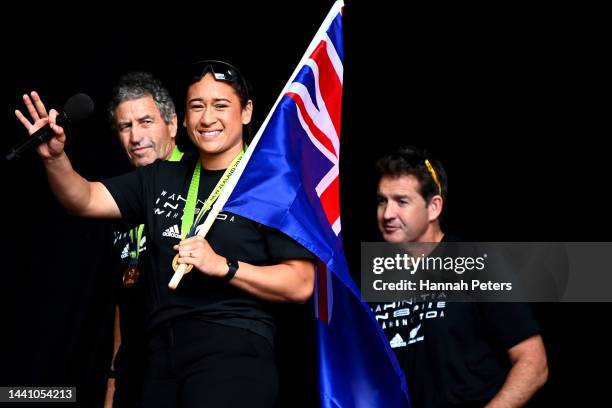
[224,258,239,281]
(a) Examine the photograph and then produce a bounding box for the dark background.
[1,1,608,406]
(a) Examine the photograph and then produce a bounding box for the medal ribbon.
[168,145,184,162]
[179,149,245,241]
[128,224,145,265]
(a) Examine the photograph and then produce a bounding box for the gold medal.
[123,265,140,288]
[172,254,193,273]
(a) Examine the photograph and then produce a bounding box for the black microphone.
[6,93,95,161]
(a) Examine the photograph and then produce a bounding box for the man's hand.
[15,91,48,134]
[14,91,66,160]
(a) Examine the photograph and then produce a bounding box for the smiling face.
[184,73,252,169]
[114,96,177,167]
[377,174,444,244]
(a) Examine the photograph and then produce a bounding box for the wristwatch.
[224,258,239,281]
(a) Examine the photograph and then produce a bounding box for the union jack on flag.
[223,1,410,406]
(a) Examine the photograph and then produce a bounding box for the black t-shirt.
[111,151,192,361]
[110,223,148,357]
[102,156,315,343]
[372,235,541,408]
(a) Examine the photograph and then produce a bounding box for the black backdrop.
[1,1,608,407]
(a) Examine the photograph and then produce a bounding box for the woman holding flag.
[22,60,315,407]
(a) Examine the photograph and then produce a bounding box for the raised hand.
[15,91,49,134]
[14,92,66,160]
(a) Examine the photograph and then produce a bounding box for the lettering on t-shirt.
[373,295,447,347]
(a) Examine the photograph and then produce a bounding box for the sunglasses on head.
[190,60,249,100]
[399,153,443,196]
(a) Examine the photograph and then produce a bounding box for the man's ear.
[427,195,444,222]
[169,114,178,140]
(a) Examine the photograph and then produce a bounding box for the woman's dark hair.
[187,59,254,144]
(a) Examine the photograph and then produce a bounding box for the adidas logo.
[162,224,181,239]
[120,243,130,259]
[390,333,407,349]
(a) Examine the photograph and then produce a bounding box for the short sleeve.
[260,225,317,263]
[478,302,541,350]
[101,163,155,224]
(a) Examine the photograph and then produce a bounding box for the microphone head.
[63,93,95,122]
